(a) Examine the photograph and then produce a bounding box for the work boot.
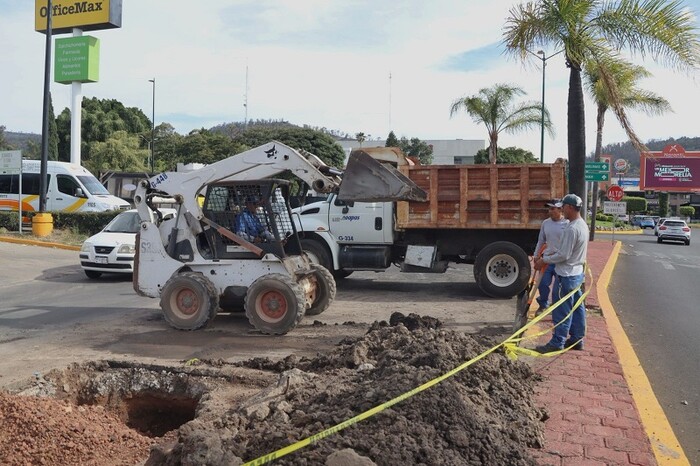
[535,306,546,316]
[565,338,584,351]
[534,343,562,354]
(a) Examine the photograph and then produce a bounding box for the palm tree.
[503,0,700,198]
[450,83,552,164]
[585,56,672,237]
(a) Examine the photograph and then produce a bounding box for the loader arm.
[134,141,341,223]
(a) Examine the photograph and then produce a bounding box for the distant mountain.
[4,131,40,152]
[591,136,700,175]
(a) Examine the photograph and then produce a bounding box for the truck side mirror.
[75,187,85,198]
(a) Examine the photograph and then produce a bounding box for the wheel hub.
[485,254,519,287]
[259,290,287,320]
[176,289,199,315]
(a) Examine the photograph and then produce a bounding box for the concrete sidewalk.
[527,240,687,466]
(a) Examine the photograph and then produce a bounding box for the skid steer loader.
[132,141,425,334]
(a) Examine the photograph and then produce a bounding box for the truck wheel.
[333,270,353,280]
[301,239,333,270]
[245,274,305,335]
[474,242,530,298]
[306,263,337,316]
[160,272,219,330]
[85,270,102,279]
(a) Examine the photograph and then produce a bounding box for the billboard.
[640,144,700,192]
[35,0,122,34]
[54,36,99,83]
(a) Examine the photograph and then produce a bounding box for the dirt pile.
[152,313,545,465]
[0,390,152,466]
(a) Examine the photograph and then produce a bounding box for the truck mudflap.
[338,149,428,202]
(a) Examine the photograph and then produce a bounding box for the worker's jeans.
[549,273,586,348]
[536,263,556,309]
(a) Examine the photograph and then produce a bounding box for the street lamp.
[530,49,563,163]
[148,78,156,173]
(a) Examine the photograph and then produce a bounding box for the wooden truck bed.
[396,162,567,229]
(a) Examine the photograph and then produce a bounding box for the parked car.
[79,208,176,278]
[618,213,630,222]
[657,219,691,245]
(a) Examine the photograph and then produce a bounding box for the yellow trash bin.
[32,212,54,237]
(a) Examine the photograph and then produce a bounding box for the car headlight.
[118,244,136,254]
[81,243,91,252]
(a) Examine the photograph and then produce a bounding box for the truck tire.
[300,239,353,280]
[474,241,530,298]
[160,271,219,330]
[306,263,336,316]
[245,274,305,335]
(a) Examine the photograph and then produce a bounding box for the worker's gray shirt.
[543,217,589,277]
[534,217,569,257]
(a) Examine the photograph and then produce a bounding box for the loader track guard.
[200,179,302,260]
[338,148,428,203]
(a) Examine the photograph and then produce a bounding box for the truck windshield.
[77,175,110,195]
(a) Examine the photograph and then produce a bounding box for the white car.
[80,208,176,278]
[657,219,691,245]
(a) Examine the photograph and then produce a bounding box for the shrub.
[622,196,646,213]
[679,206,695,217]
[0,211,119,235]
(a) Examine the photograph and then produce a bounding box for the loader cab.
[201,179,302,259]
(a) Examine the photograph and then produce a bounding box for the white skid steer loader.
[132,141,425,334]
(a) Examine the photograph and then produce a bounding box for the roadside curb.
[0,236,81,251]
[597,241,689,465]
[594,229,643,235]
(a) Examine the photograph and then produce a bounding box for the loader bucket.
[338,150,428,202]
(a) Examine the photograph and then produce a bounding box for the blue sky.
[1,0,700,162]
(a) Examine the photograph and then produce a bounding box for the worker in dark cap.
[235,195,273,242]
[533,199,569,315]
[533,194,589,353]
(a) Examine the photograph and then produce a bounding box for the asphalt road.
[0,241,515,389]
[611,229,700,464]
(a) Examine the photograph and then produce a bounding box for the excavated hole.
[38,361,219,438]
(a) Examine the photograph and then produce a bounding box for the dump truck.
[294,147,568,298]
[132,141,424,334]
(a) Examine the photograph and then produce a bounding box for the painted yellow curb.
[594,229,643,234]
[598,241,689,465]
[0,235,81,251]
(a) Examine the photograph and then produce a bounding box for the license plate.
[95,256,108,264]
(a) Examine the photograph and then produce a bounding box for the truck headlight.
[118,244,136,254]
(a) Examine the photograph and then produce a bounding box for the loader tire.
[160,272,219,330]
[474,241,530,299]
[245,274,305,335]
[306,263,336,316]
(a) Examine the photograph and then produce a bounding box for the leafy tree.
[397,137,434,165]
[658,192,670,217]
[622,196,647,213]
[57,97,151,162]
[474,146,538,164]
[85,131,149,174]
[504,0,700,198]
[385,131,399,147]
[48,93,59,161]
[584,56,671,237]
[235,126,345,168]
[173,128,246,166]
[0,125,11,150]
[679,206,695,217]
[450,83,551,164]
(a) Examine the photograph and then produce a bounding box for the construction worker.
[534,200,569,315]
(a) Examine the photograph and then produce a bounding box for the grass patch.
[0,227,88,246]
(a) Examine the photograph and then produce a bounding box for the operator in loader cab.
[236,195,274,243]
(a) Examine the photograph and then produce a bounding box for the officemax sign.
[35,0,122,34]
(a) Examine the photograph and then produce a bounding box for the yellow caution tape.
[243,269,589,465]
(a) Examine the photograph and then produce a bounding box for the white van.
[0,160,130,212]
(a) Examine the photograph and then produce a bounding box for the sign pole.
[18,162,23,234]
[39,0,52,213]
[71,28,84,165]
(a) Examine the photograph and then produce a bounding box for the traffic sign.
[585,172,609,182]
[585,161,610,171]
[603,201,626,215]
[614,158,629,173]
[607,185,624,202]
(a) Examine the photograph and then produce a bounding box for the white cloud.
[1,0,699,164]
